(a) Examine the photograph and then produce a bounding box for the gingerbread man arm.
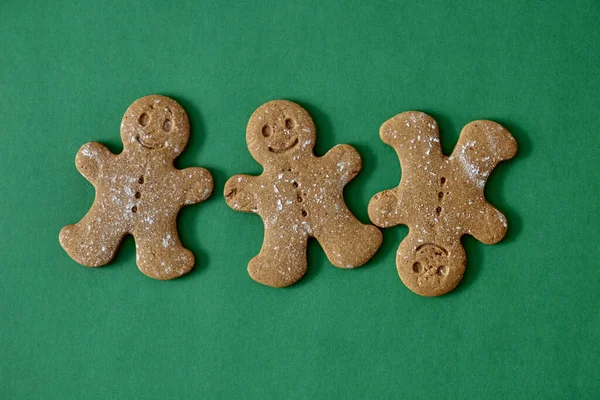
[467,200,509,244]
[174,167,214,206]
[379,111,444,166]
[368,188,412,228]
[450,120,517,190]
[75,142,115,184]
[224,174,262,213]
[368,112,444,227]
[321,144,362,184]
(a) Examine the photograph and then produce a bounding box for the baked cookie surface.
[60,95,213,280]
[369,111,517,296]
[225,100,382,287]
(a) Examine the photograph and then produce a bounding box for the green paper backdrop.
[1,1,599,398]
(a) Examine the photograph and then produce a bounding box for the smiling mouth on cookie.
[268,137,298,153]
[137,136,165,149]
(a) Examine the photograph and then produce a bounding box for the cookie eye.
[139,113,149,126]
[163,119,172,132]
[412,262,422,273]
[285,118,294,129]
[262,125,270,137]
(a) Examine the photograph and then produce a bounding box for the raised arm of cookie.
[369,112,437,228]
[451,120,518,190]
[174,167,214,206]
[379,111,443,165]
[321,144,362,184]
[75,142,115,184]
[224,174,262,213]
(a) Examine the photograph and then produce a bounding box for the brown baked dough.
[369,111,517,296]
[59,95,213,280]
[225,100,382,288]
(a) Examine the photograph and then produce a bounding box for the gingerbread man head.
[120,95,190,158]
[369,111,517,296]
[246,100,317,165]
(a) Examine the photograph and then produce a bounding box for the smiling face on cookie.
[246,100,316,164]
[261,116,299,154]
[121,95,190,157]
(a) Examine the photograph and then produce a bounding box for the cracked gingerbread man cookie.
[368,111,517,296]
[224,100,382,288]
[59,95,213,280]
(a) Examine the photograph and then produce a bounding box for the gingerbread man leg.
[59,206,127,267]
[314,213,383,269]
[248,227,309,288]
[133,221,194,280]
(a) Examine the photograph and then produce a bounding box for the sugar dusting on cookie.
[224,100,382,288]
[369,111,517,297]
[59,95,214,280]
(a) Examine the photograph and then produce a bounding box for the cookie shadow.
[367,224,408,271]
[107,234,136,270]
[447,235,483,296]
[291,239,327,288]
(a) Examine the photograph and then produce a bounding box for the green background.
[1,0,599,398]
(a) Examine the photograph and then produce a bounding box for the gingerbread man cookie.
[59,95,213,280]
[368,111,517,296]
[224,100,382,288]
